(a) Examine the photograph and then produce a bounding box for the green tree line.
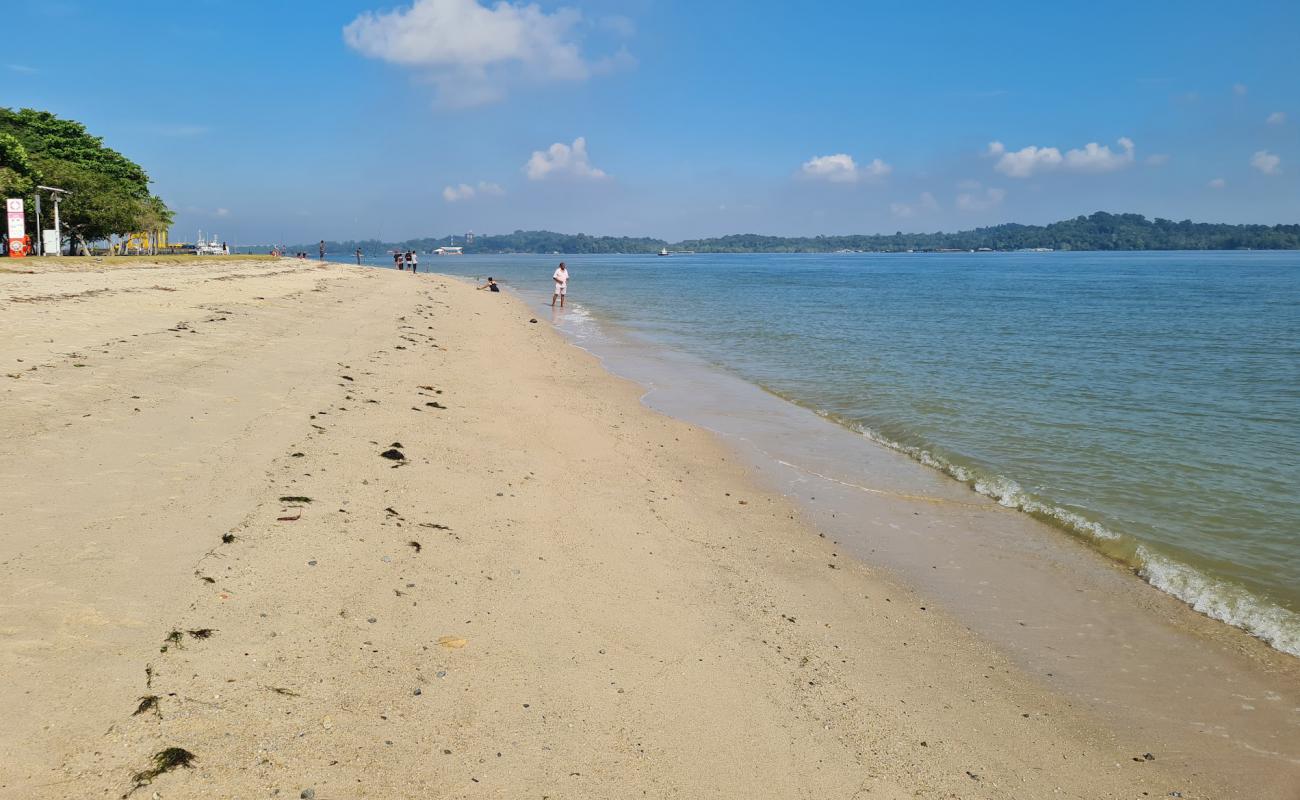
[0,108,171,254]
[300,213,1300,257]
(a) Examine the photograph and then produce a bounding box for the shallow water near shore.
[403,250,1300,657]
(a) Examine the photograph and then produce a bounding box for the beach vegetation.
[0,131,38,197]
[0,107,173,254]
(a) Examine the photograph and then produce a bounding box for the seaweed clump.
[132,695,161,718]
[125,747,196,796]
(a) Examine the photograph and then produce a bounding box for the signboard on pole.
[5,198,23,239]
[5,198,28,257]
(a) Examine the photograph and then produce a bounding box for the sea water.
[369,251,1300,656]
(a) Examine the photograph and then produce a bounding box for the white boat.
[658,248,670,257]
[435,246,464,256]
[195,232,227,255]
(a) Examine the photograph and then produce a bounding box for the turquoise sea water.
[367,251,1300,655]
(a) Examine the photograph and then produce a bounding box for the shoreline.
[0,258,1291,798]
[494,276,1300,791]
[497,266,1299,658]
[768,387,1300,658]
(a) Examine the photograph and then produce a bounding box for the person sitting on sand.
[551,262,569,308]
[477,277,500,292]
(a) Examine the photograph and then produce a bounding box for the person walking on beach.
[551,262,570,308]
[355,248,363,265]
[394,251,404,271]
[406,250,417,273]
[318,240,326,260]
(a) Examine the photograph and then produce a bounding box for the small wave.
[850,424,1122,541]
[844,420,1300,658]
[1138,547,1300,657]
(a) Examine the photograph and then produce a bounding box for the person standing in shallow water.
[551,262,569,308]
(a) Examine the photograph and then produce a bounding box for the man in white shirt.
[551,262,570,308]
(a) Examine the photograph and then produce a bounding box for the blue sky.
[6,0,1298,243]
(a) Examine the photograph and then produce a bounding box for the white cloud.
[1233,83,1248,96]
[442,181,506,202]
[801,154,858,183]
[956,185,1006,211]
[1250,150,1281,175]
[989,137,1135,177]
[988,141,1061,177]
[1145,153,1170,166]
[800,153,891,183]
[6,64,37,74]
[890,191,939,219]
[215,208,231,217]
[524,137,608,181]
[1064,137,1135,172]
[1266,111,1286,125]
[1207,178,1226,189]
[344,0,616,107]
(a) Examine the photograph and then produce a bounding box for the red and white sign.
[5,198,24,241]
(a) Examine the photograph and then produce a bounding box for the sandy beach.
[0,257,1281,798]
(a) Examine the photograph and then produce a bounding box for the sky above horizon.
[6,0,1299,243]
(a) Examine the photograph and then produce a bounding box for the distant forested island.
[287,212,1300,256]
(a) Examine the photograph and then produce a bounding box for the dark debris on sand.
[132,695,161,717]
[125,747,196,796]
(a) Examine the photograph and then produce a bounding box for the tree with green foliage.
[0,131,37,197]
[0,107,169,253]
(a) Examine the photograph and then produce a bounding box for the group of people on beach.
[269,246,314,259]
[393,250,420,272]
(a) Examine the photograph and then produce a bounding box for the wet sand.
[552,317,1300,796]
[0,257,1280,798]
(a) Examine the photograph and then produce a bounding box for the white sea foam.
[1138,546,1300,658]
[852,422,1300,657]
[854,425,1120,540]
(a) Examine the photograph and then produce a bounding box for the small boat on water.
[658,248,670,257]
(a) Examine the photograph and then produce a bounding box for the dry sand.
[0,258,1249,798]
